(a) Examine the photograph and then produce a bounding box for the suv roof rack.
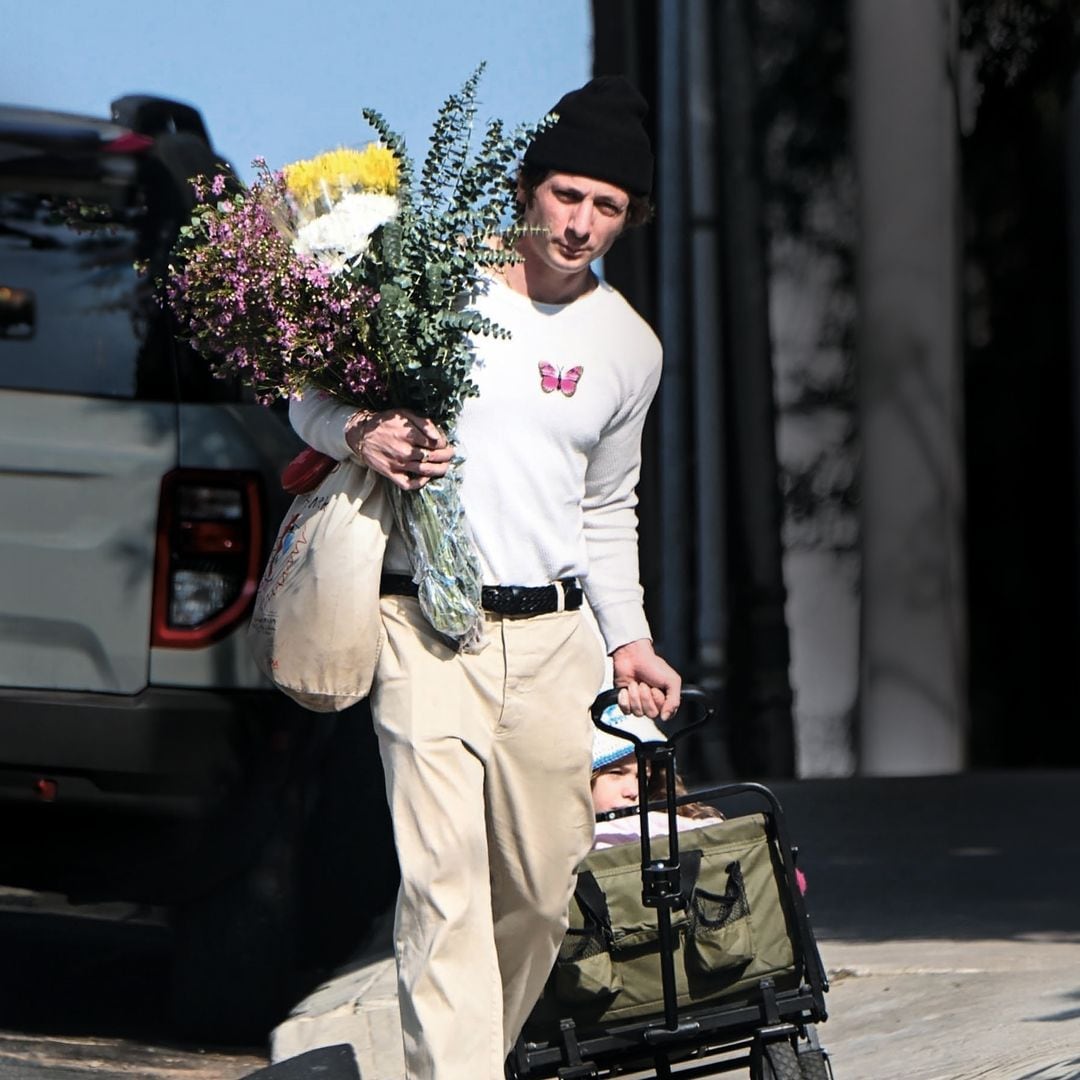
[110,95,211,145]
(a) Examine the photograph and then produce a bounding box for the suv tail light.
[102,131,154,154]
[152,469,263,648]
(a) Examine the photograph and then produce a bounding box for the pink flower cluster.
[165,168,385,406]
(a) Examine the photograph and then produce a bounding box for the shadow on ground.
[763,771,1080,942]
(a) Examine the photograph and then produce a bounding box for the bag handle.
[678,848,703,906]
[574,869,613,942]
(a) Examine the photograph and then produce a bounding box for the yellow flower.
[283,144,399,209]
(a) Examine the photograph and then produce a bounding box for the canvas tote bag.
[248,459,393,712]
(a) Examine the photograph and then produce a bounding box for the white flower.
[292,191,399,273]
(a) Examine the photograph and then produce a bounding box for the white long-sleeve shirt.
[289,273,662,652]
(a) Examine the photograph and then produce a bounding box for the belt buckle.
[555,579,583,613]
[553,581,566,613]
[563,579,583,611]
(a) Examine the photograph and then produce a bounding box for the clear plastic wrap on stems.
[386,462,485,652]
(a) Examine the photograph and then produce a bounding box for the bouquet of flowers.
[164,67,543,650]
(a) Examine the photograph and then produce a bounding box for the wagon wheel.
[796,1046,833,1079]
[749,1037,802,1080]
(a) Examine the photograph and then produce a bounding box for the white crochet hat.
[592,703,668,771]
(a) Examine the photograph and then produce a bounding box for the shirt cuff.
[590,601,652,656]
[290,392,356,461]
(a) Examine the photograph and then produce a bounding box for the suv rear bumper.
[0,684,342,905]
[0,684,327,815]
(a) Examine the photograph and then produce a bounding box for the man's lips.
[555,240,590,259]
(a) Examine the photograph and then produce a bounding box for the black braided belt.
[380,573,583,617]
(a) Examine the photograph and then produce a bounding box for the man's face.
[518,171,630,276]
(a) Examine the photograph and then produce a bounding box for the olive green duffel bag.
[524,813,799,1039]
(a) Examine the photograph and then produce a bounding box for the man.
[290,75,680,1079]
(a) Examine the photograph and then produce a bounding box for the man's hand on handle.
[611,639,682,721]
[345,408,455,491]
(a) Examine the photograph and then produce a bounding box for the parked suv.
[0,96,396,1041]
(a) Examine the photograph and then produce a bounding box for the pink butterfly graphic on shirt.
[538,362,584,397]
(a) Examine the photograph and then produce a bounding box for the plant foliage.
[354,63,548,429]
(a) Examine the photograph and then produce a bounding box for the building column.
[852,0,967,773]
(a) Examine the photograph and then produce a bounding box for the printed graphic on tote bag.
[261,512,308,599]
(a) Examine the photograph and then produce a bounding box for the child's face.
[591,756,642,812]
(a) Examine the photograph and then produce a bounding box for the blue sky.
[3,0,592,182]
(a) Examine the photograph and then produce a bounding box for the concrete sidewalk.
[819,938,1080,1079]
[777,772,1080,1079]
[271,772,1080,1079]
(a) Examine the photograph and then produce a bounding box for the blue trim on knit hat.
[592,703,668,771]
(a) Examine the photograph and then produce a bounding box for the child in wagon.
[589,703,722,850]
[589,703,808,895]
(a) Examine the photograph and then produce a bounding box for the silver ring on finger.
[417,446,429,463]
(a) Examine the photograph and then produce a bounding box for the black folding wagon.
[507,688,834,1080]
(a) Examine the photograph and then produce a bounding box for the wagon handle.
[590,684,714,742]
[589,686,717,1032]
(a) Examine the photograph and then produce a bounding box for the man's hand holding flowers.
[345,408,454,492]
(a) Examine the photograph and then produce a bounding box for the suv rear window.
[0,184,177,400]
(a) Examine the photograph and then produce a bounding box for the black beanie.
[524,76,654,198]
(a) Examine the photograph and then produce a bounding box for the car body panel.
[0,391,176,693]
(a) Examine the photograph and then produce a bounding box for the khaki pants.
[371,596,604,1080]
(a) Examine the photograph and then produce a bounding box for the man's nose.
[567,201,593,237]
